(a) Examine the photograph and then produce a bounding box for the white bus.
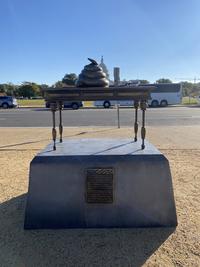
[148,83,182,107]
[94,99,134,108]
[94,83,182,108]
[94,81,138,108]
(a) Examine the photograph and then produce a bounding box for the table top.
[43,85,155,102]
[38,138,161,156]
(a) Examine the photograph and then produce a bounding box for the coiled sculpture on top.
[76,58,109,87]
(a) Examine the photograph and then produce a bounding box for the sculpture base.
[24,139,177,229]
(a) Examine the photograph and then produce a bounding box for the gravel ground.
[0,127,200,267]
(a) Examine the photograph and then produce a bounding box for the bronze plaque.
[86,168,114,203]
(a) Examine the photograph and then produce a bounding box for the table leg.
[140,100,147,150]
[59,102,63,143]
[51,103,57,150]
[134,101,139,142]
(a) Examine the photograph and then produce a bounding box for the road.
[0,106,200,127]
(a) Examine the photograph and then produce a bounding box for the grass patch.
[18,99,94,107]
[83,101,94,107]
[18,99,45,106]
[182,96,198,105]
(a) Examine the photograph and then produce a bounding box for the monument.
[76,58,109,87]
[99,56,109,80]
[24,59,177,229]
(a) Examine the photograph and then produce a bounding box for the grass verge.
[18,99,45,106]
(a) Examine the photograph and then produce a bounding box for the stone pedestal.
[24,139,177,229]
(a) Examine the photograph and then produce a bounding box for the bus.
[147,83,182,107]
[94,99,134,108]
[94,83,182,108]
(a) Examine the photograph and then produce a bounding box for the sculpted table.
[43,85,155,150]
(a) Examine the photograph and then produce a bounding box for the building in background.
[99,57,140,86]
[99,56,109,80]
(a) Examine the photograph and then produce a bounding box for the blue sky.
[1,0,200,85]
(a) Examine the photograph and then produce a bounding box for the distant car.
[45,101,83,110]
[0,96,18,108]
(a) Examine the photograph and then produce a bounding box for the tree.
[0,84,6,94]
[0,83,16,96]
[139,80,150,84]
[181,81,193,96]
[62,73,77,86]
[156,78,172,84]
[40,84,49,89]
[181,81,200,97]
[39,84,49,97]
[17,82,40,98]
[53,81,64,88]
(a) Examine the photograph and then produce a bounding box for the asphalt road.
[0,106,200,127]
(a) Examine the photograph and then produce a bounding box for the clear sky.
[1,0,200,85]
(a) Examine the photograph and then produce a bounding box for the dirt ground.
[0,126,200,267]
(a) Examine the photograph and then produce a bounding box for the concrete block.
[24,139,177,229]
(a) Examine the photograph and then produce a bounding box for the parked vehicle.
[45,101,83,110]
[94,83,182,108]
[0,96,18,108]
[147,83,182,107]
[94,100,134,108]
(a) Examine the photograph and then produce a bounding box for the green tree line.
[0,82,48,98]
[0,73,78,98]
[1,75,200,97]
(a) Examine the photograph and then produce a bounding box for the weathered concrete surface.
[24,139,177,229]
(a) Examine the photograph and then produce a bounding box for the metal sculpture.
[43,85,154,151]
[42,58,155,150]
[25,60,177,230]
[76,58,109,87]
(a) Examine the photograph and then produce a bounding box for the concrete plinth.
[24,139,177,229]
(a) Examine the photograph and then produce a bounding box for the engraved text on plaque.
[86,168,114,203]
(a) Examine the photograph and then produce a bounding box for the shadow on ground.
[0,194,175,267]
[0,128,116,150]
[185,105,200,108]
